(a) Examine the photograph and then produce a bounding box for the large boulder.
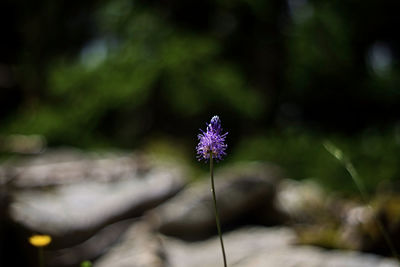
[150,162,285,240]
[5,150,187,250]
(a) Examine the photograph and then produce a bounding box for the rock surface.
[46,219,135,267]
[95,222,399,267]
[3,149,150,187]
[3,153,400,267]
[94,221,165,267]
[6,150,187,248]
[275,179,328,224]
[151,162,285,240]
[235,246,398,267]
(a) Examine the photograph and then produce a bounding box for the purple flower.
[196,115,228,162]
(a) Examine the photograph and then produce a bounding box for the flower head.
[29,234,52,247]
[196,115,228,162]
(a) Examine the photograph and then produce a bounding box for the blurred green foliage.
[1,0,400,193]
[232,128,400,194]
[2,0,265,147]
[80,260,92,267]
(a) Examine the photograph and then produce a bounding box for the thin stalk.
[38,247,44,267]
[210,156,227,267]
[324,141,399,261]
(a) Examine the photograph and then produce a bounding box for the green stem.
[38,247,44,267]
[210,156,227,267]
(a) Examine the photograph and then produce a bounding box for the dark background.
[1,0,400,192]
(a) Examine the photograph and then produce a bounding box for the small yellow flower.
[29,235,52,247]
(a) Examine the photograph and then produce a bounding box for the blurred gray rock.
[46,219,135,267]
[95,223,399,267]
[163,226,295,267]
[234,244,398,267]
[150,162,285,240]
[6,150,186,248]
[3,149,151,187]
[275,179,329,224]
[95,221,166,267]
